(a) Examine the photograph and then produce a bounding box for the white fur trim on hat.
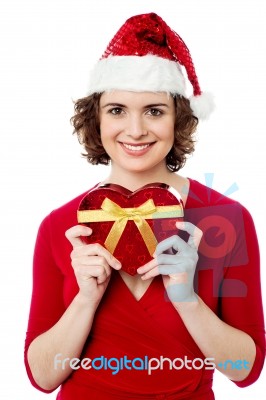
[87,55,186,96]
[189,92,215,120]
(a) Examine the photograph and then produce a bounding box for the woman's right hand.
[65,225,121,306]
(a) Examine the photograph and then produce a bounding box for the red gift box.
[77,182,184,275]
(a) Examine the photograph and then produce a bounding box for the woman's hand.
[137,222,202,303]
[65,225,121,306]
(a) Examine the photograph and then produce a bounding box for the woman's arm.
[172,295,256,381]
[138,220,264,383]
[27,225,121,391]
[27,292,98,391]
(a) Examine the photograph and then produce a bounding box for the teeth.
[123,143,150,151]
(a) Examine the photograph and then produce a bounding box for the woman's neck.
[101,164,190,205]
[102,164,173,192]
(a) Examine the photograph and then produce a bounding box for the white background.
[0,0,265,398]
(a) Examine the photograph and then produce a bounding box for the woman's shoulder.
[187,178,239,207]
[40,184,99,231]
[186,178,255,230]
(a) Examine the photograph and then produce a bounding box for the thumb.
[65,224,92,248]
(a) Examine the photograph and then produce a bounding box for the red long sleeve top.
[24,179,265,399]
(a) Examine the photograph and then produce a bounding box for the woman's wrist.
[172,292,200,313]
[74,292,99,312]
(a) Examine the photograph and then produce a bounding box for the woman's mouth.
[119,142,155,155]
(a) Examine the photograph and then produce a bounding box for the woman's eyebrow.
[144,103,169,108]
[101,102,170,108]
[101,103,125,108]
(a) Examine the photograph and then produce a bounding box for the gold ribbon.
[77,198,183,255]
[102,198,157,255]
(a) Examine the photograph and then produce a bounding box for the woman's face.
[99,91,175,174]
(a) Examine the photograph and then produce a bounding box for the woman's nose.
[125,115,148,139]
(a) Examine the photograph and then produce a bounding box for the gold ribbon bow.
[77,197,184,255]
[101,198,158,255]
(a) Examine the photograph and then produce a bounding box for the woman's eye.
[148,108,162,116]
[109,107,123,115]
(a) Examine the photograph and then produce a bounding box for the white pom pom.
[189,92,215,120]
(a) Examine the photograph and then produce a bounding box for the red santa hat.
[87,13,214,119]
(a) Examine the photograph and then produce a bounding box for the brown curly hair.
[71,93,198,172]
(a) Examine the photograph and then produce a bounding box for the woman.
[24,12,265,399]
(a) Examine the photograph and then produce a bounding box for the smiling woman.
[72,91,198,174]
[99,91,176,180]
[24,11,265,400]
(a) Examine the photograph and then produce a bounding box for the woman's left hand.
[137,221,203,303]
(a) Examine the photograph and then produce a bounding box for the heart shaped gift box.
[77,182,184,275]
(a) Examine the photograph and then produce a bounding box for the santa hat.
[87,13,214,119]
